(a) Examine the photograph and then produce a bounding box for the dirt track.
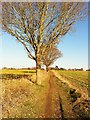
[44,71,81,119]
[45,71,61,118]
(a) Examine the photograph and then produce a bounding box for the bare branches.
[2,2,87,66]
[42,45,62,68]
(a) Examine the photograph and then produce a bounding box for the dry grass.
[2,70,49,118]
[1,69,90,119]
[0,69,36,75]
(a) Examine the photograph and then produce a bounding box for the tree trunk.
[36,53,42,85]
[46,66,48,72]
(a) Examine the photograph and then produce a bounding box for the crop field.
[1,69,90,119]
[53,70,90,118]
[53,70,89,98]
[0,69,36,74]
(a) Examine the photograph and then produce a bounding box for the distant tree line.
[2,67,89,71]
[68,68,84,71]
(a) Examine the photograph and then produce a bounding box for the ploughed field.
[0,69,90,119]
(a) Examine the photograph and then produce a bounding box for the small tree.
[1,2,87,84]
[42,45,62,71]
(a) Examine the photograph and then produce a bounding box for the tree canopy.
[42,45,62,71]
[1,2,87,84]
[2,2,87,61]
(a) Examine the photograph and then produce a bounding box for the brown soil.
[45,71,61,118]
[44,71,81,119]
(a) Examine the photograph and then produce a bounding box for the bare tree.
[42,45,62,71]
[1,2,87,84]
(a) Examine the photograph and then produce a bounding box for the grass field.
[1,69,90,119]
[56,70,88,84]
[53,70,90,118]
[53,70,89,98]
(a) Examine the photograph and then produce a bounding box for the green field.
[57,70,88,84]
[53,70,89,100]
[54,70,89,89]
